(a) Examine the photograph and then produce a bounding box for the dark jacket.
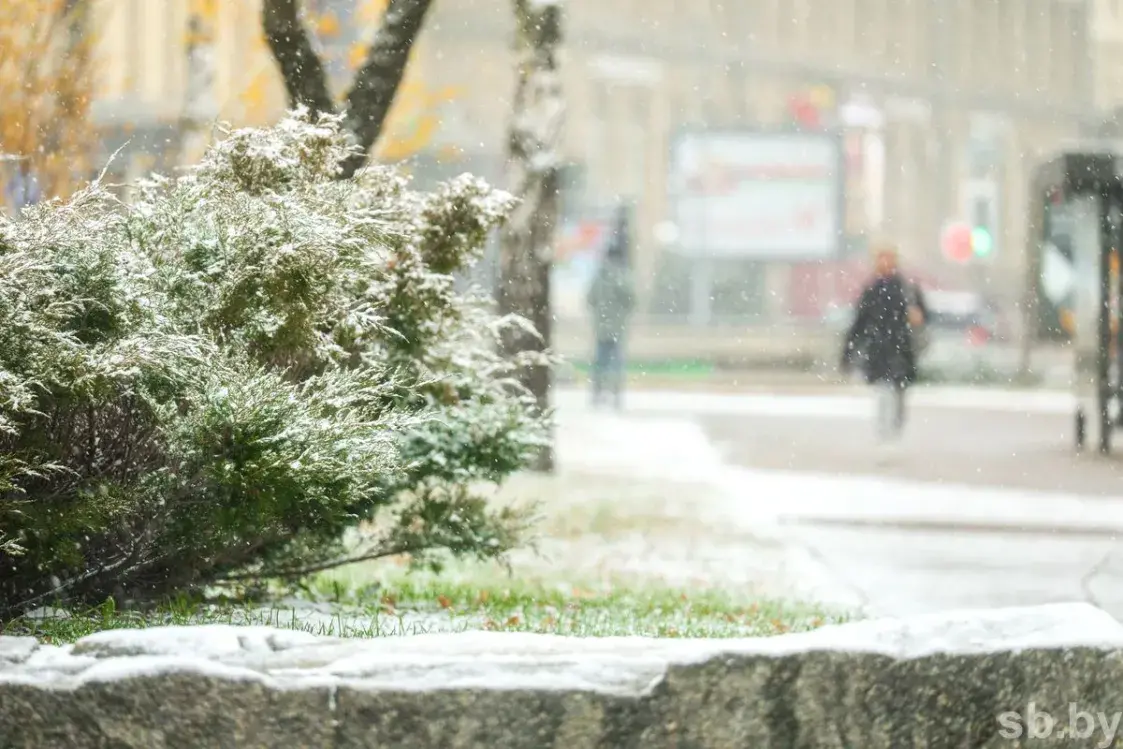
[587,258,635,342]
[842,273,926,385]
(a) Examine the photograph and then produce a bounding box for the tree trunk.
[262,0,334,116]
[498,0,563,473]
[262,0,432,177]
[340,0,433,178]
[182,1,218,167]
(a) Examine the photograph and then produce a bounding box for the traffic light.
[971,225,993,258]
[970,192,997,259]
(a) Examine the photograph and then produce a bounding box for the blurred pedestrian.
[587,206,636,409]
[840,242,928,444]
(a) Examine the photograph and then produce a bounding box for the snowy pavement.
[552,386,1123,621]
[554,385,1078,419]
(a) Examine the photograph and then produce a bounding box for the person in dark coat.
[840,243,928,443]
[587,206,636,409]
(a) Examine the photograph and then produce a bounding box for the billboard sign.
[669,130,844,260]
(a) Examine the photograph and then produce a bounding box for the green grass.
[2,575,851,645]
[3,465,855,646]
[310,574,849,638]
[566,359,715,378]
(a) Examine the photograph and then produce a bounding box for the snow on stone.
[4,604,1121,695]
[753,602,1123,659]
[72,624,326,659]
[1,655,272,689]
[0,636,38,665]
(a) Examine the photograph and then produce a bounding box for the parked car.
[824,289,1004,380]
[918,290,1002,377]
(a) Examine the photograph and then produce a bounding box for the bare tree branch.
[339,0,434,177]
[262,0,335,116]
[216,542,423,583]
[261,0,433,177]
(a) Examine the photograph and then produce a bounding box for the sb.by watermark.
[998,703,1122,747]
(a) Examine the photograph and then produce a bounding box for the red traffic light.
[787,94,821,129]
[941,221,974,264]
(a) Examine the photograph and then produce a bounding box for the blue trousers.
[591,337,624,406]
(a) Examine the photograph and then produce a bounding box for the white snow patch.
[7,603,1115,694]
[241,599,473,637]
[554,409,728,484]
[22,607,71,622]
[714,465,1123,535]
[0,655,269,689]
[72,625,323,659]
[758,602,1123,658]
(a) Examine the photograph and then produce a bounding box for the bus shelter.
[1029,147,1123,453]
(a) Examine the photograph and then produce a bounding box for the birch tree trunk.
[499,0,563,473]
[262,0,432,178]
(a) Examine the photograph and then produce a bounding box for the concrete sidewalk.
[556,384,1077,416]
[552,396,1123,618]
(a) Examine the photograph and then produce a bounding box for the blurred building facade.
[414,0,1100,330]
[88,0,443,180]
[84,0,1102,360]
[1091,0,1123,112]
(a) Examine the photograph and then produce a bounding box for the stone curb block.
[2,602,1121,748]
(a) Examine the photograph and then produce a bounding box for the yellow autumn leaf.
[313,10,341,38]
[347,41,367,70]
[0,0,97,209]
[357,0,389,25]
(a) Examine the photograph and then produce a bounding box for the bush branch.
[216,541,426,583]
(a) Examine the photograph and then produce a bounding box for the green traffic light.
[971,227,993,257]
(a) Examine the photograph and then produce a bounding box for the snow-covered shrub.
[0,110,546,616]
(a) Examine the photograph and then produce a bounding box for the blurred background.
[12,0,1123,625]
[7,0,1123,385]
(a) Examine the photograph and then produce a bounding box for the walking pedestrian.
[587,206,636,409]
[840,242,928,444]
